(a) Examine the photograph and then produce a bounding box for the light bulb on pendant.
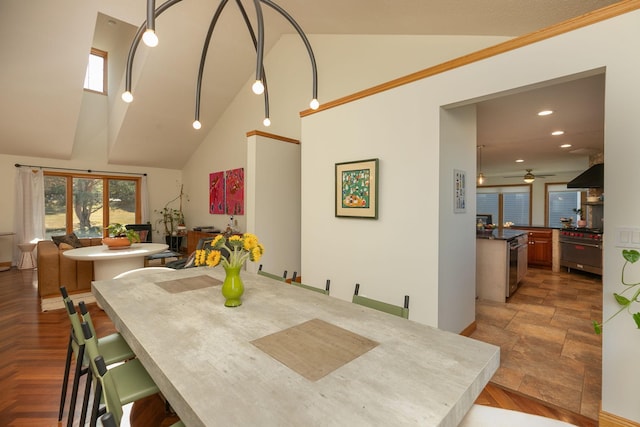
[252,80,264,95]
[309,98,319,110]
[192,120,201,130]
[263,117,271,127]
[142,29,159,47]
[477,173,485,185]
[121,91,133,103]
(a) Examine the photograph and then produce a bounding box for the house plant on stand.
[573,208,587,228]
[194,233,264,307]
[156,184,188,252]
[103,223,140,249]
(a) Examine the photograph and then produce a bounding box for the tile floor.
[470,267,602,420]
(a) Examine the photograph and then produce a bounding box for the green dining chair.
[352,283,410,319]
[291,279,331,295]
[257,264,287,282]
[80,321,161,427]
[58,288,135,427]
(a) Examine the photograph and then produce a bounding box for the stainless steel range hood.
[567,163,604,188]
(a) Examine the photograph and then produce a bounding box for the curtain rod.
[15,163,147,177]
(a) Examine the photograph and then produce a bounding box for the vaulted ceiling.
[0,0,618,170]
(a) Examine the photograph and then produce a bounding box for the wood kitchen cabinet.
[514,228,553,268]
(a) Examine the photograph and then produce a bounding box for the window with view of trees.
[477,185,531,226]
[44,173,140,239]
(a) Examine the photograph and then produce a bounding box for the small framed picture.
[335,158,379,219]
[454,169,466,213]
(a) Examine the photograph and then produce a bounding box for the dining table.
[92,267,499,427]
[63,242,168,280]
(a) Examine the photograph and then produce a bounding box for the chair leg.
[90,381,102,427]
[79,369,92,427]
[66,344,86,427]
[58,333,73,421]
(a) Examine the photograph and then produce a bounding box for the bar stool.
[18,242,36,269]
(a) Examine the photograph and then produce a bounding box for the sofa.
[37,237,103,298]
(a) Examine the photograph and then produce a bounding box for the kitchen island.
[476,229,528,302]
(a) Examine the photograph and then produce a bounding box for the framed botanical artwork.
[454,169,466,213]
[335,158,378,219]
[209,171,225,214]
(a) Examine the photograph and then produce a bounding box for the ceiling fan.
[501,169,556,182]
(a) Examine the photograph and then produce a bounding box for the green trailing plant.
[106,223,140,243]
[593,249,640,334]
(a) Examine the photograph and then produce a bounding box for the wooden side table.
[18,242,36,269]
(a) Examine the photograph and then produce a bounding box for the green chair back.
[291,279,330,295]
[94,354,124,424]
[352,283,409,319]
[257,264,287,282]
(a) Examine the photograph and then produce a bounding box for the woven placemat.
[251,318,379,381]
[156,274,222,293]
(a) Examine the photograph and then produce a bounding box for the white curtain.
[13,167,45,265]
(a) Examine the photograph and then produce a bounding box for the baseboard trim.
[459,321,477,337]
[600,410,640,427]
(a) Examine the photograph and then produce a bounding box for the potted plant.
[156,185,188,252]
[573,208,587,227]
[103,223,141,249]
[157,207,184,236]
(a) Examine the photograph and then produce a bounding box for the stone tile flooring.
[470,267,602,420]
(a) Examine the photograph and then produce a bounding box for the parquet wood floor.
[0,267,596,426]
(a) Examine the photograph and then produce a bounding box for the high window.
[44,173,141,238]
[477,185,531,226]
[84,48,107,94]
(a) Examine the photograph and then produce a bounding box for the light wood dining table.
[92,267,499,427]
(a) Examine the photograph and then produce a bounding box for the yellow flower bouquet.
[194,233,264,269]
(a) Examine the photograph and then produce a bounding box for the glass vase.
[222,265,244,307]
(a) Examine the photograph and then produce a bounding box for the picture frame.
[335,158,378,219]
[454,169,466,213]
[209,171,225,214]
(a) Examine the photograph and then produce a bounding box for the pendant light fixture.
[523,169,536,183]
[477,145,485,185]
[122,0,320,130]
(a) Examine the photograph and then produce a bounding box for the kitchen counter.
[476,228,527,241]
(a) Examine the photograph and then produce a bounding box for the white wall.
[438,105,477,332]
[246,134,301,276]
[301,8,640,423]
[180,33,510,263]
[0,90,182,265]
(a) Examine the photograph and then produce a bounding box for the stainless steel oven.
[559,228,603,275]
[508,235,528,297]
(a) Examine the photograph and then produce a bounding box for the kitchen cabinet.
[513,228,553,268]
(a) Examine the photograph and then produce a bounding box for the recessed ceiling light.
[551,130,565,136]
[515,159,524,163]
[560,144,572,148]
[538,110,553,116]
